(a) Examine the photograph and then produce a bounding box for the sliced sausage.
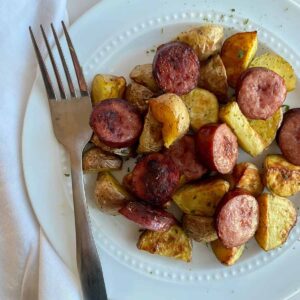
[119,201,177,231]
[90,98,143,148]
[153,41,200,95]
[164,135,207,182]
[196,123,238,174]
[215,189,259,248]
[277,108,300,166]
[236,67,287,120]
[131,153,180,206]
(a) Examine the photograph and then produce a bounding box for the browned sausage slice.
[215,189,259,248]
[236,67,287,120]
[131,153,180,206]
[119,201,177,231]
[196,123,238,174]
[164,135,207,182]
[277,108,300,166]
[90,98,143,148]
[153,41,200,95]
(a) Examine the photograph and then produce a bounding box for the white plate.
[23,0,300,294]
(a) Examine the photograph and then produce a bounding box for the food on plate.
[119,201,177,231]
[236,67,287,120]
[221,31,258,87]
[182,215,217,242]
[181,88,219,131]
[196,123,238,174]
[198,54,228,101]
[249,52,296,91]
[219,101,265,157]
[82,147,122,173]
[172,179,230,216]
[131,153,180,206]
[152,41,200,95]
[91,74,126,105]
[248,108,283,148]
[129,64,160,93]
[137,225,192,262]
[149,93,190,148]
[215,189,259,248]
[125,82,154,114]
[94,172,133,215]
[137,109,163,153]
[122,172,134,192]
[211,239,245,266]
[164,135,207,182]
[277,108,300,166]
[90,98,143,148]
[255,193,297,251]
[230,162,263,197]
[176,24,224,61]
[263,154,300,197]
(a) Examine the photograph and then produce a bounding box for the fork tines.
[29,21,89,100]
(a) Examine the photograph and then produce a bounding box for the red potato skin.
[90,98,143,148]
[215,188,259,248]
[119,201,177,232]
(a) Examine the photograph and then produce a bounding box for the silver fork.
[29,22,107,300]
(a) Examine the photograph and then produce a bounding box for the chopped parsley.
[237,49,244,59]
[282,104,290,112]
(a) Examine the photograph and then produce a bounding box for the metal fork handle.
[70,151,107,300]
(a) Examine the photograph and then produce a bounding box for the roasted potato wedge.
[176,24,224,61]
[255,193,297,251]
[263,155,300,197]
[230,162,263,197]
[250,52,296,91]
[211,239,245,266]
[82,147,122,173]
[94,172,133,215]
[91,74,126,105]
[172,179,230,216]
[219,101,265,157]
[129,64,160,93]
[221,31,258,87]
[198,55,228,101]
[248,108,283,148]
[125,82,154,114]
[182,215,217,243]
[149,93,190,148]
[137,109,163,153]
[137,225,192,262]
[181,88,219,131]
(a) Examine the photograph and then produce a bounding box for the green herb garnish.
[237,49,244,59]
[282,105,290,112]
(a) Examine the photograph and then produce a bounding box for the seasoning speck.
[243,18,249,25]
[237,49,244,59]
[231,8,235,12]
[64,173,70,177]
[161,28,164,34]
[282,104,290,112]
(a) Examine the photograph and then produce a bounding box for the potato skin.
[255,193,297,251]
[137,225,192,262]
[263,155,300,197]
[182,215,217,242]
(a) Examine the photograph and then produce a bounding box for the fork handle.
[70,151,107,300]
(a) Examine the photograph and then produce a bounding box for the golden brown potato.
[176,24,224,61]
[211,239,245,266]
[221,31,258,87]
[94,172,133,215]
[129,64,160,93]
[198,55,228,101]
[181,88,219,131]
[137,109,163,153]
[91,74,126,105]
[125,82,154,114]
[250,52,296,91]
[149,93,190,148]
[182,215,217,242]
[255,193,297,251]
[219,101,265,157]
[263,155,300,197]
[172,179,230,216]
[82,147,122,173]
[137,225,192,262]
